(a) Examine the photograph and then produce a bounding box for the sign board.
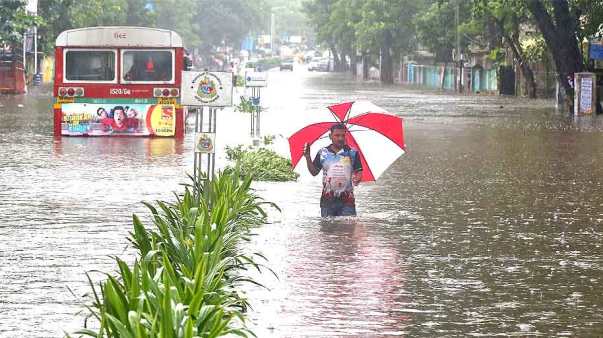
[181,71,233,107]
[61,103,175,136]
[590,42,603,60]
[574,72,597,116]
[26,0,38,13]
[245,71,268,87]
[195,133,216,153]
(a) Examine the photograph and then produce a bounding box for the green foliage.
[38,0,150,54]
[355,0,419,53]
[36,0,266,54]
[69,169,277,337]
[234,97,261,114]
[0,0,40,48]
[571,0,603,40]
[415,0,471,61]
[154,0,201,48]
[486,47,505,64]
[262,0,309,37]
[521,35,547,64]
[226,146,299,182]
[262,135,275,146]
[192,0,266,52]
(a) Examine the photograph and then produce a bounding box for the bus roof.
[55,26,183,48]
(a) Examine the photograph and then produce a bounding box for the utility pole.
[270,12,276,57]
[456,1,462,93]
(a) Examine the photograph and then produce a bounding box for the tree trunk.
[362,52,369,81]
[380,30,394,84]
[350,53,358,76]
[526,0,584,104]
[506,33,537,98]
[329,44,341,72]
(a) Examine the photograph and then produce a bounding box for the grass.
[68,169,278,338]
[225,145,299,182]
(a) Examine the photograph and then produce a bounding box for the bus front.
[53,27,185,138]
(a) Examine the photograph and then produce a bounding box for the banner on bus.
[61,103,176,136]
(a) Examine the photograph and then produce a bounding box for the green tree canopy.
[0,0,39,48]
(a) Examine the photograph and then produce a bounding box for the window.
[65,50,116,82]
[122,50,173,83]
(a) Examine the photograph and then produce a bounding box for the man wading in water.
[304,123,363,217]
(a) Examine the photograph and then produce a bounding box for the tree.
[471,0,539,98]
[526,0,584,100]
[199,0,264,48]
[0,0,39,48]
[355,0,418,83]
[38,0,73,54]
[303,0,340,69]
[38,0,150,54]
[415,0,470,62]
[153,0,200,48]
[126,0,156,26]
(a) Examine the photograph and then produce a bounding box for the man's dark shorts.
[320,200,356,217]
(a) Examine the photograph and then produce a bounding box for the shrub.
[69,169,277,338]
[225,146,299,182]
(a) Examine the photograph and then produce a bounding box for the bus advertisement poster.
[60,103,176,136]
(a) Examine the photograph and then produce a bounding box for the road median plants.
[69,168,278,338]
[225,145,299,182]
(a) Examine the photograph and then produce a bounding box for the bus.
[53,26,185,137]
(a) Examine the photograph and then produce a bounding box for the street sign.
[590,41,603,60]
[182,71,233,107]
[195,132,216,153]
[245,71,268,87]
[574,72,597,116]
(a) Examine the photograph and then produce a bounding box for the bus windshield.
[65,50,115,82]
[122,50,173,82]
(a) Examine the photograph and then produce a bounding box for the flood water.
[1,69,602,337]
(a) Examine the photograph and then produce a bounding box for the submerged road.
[1,66,602,336]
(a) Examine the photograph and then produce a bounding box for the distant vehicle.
[304,51,317,63]
[309,58,329,72]
[280,58,294,71]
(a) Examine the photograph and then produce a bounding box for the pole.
[194,107,205,182]
[255,88,261,137]
[33,25,38,75]
[271,12,276,57]
[212,107,217,180]
[207,108,212,178]
[455,1,460,92]
[250,88,255,137]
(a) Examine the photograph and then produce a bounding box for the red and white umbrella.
[288,101,405,182]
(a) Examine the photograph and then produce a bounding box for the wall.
[400,62,498,94]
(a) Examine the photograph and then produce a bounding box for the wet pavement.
[1,68,602,337]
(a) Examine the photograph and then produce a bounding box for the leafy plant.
[225,146,299,182]
[234,97,257,114]
[69,169,277,338]
[262,135,275,146]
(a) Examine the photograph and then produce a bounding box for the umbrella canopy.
[289,101,405,182]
